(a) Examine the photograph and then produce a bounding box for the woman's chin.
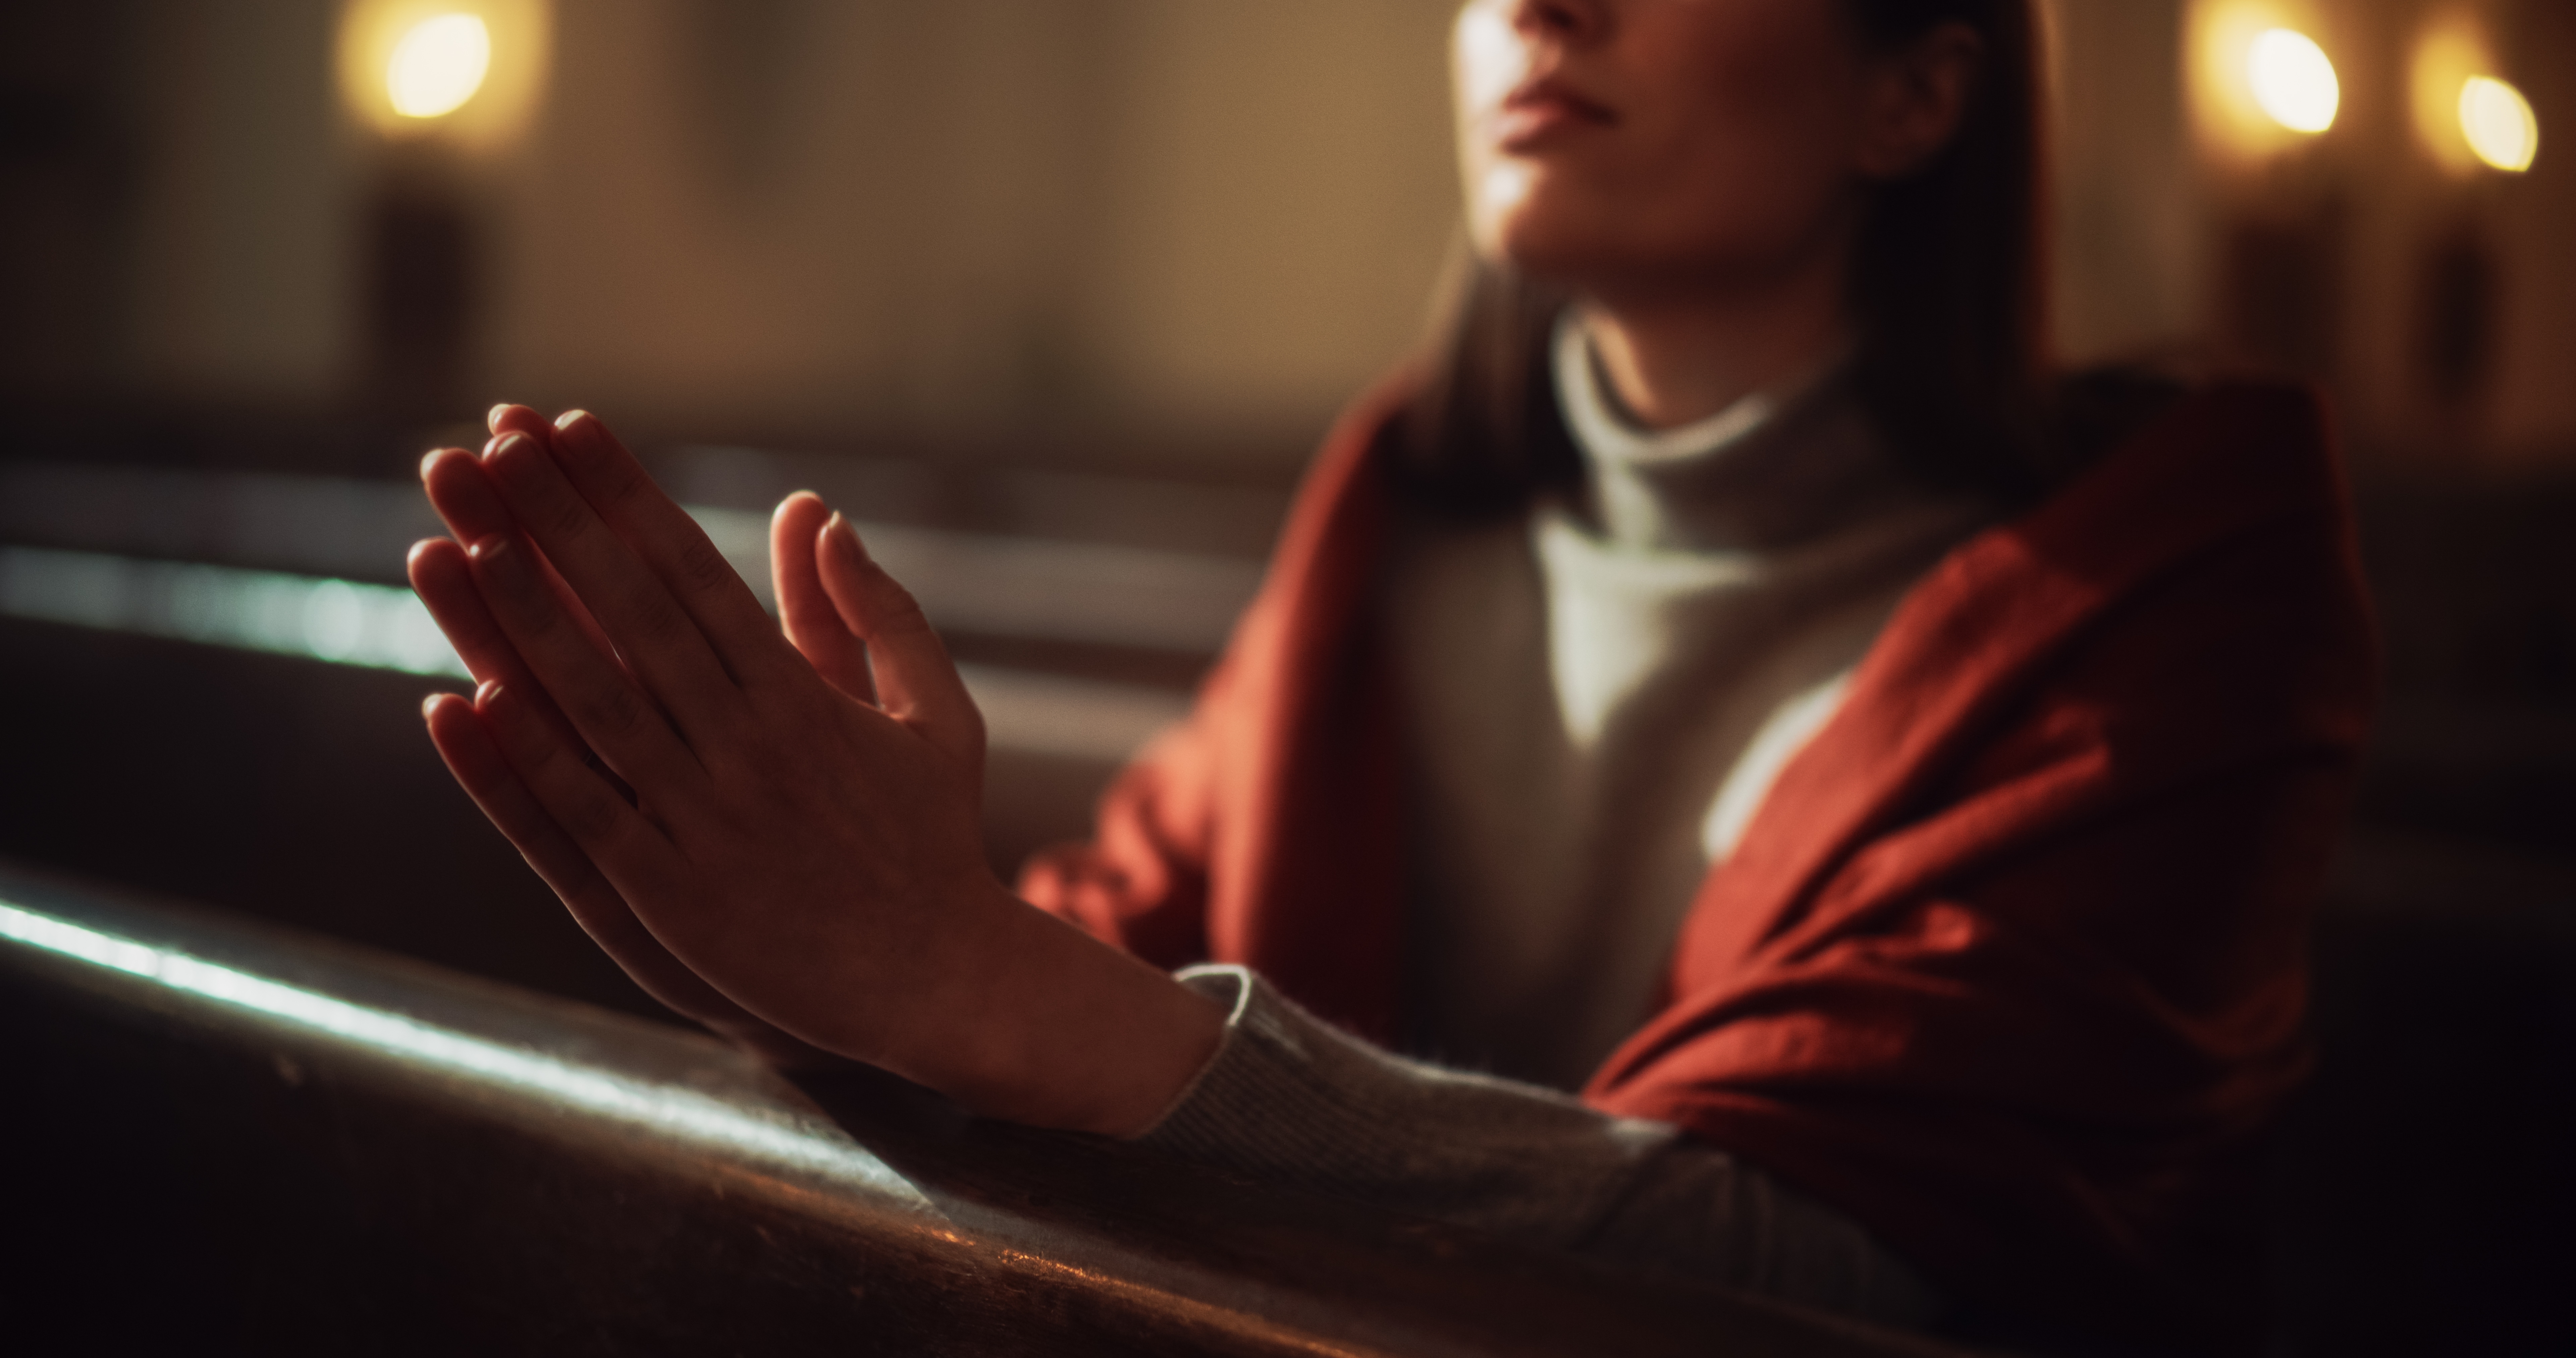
[1480,222,1623,289]
[1470,184,1652,287]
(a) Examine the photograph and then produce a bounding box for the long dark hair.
[1392,0,2052,514]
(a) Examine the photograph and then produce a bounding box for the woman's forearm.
[889,876,1228,1136]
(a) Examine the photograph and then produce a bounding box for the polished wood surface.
[0,861,1975,1357]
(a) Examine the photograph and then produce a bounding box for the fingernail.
[468,533,512,564]
[826,510,869,560]
[420,448,447,480]
[487,431,530,462]
[421,693,444,720]
[487,403,511,432]
[475,679,502,708]
[554,409,591,433]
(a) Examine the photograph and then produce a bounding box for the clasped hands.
[408,405,1219,1136]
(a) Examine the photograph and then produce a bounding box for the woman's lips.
[1492,77,1616,151]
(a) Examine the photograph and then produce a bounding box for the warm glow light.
[2188,1,2341,162]
[339,0,549,145]
[2461,76,2540,172]
[2412,18,2489,174]
[386,13,490,119]
[2248,28,2339,133]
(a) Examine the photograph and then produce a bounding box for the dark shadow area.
[2267,906,2576,1356]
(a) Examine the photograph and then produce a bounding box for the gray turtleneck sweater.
[1134,320,1988,1327]
[1394,319,1993,1088]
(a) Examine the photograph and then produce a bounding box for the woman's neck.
[1575,240,1855,432]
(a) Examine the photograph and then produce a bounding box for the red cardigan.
[1021,377,2376,1347]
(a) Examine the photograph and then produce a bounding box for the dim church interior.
[2,1,2572,1353]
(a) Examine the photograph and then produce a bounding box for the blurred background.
[0,2,2569,1350]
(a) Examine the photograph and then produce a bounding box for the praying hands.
[407,405,1221,1135]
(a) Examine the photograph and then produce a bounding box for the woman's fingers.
[422,447,623,665]
[423,446,512,540]
[420,442,639,801]
[545,410,798,687]
[410,536,562,717]
[421,691,742,1024]
[409,535,518,683]
[465,531,709,802]
[770,491,877,703]
[815,511,985,774]
[409,537,637,804]
[488,402,550,442]
[470,675,688,893]
[480,430,744,745]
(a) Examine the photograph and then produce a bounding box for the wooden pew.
[0,862,1977,1358]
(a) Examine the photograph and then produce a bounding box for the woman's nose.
[1507,0,1607,45]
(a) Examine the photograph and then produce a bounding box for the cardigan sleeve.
[1139,964,1943,1328]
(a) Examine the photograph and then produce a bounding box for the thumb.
[770,491,876,703]
[815,511,985,771]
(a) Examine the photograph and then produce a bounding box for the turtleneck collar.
[1551,311,1908,556]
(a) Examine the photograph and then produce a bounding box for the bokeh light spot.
[2249,27,2339,134]
[387,13,491,119]
[2460,75,2539,172]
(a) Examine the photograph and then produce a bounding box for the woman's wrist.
[880,873,1226,1137]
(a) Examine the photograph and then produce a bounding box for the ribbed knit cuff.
[1136,963,1459,1165]
[1131,964,1671,1250]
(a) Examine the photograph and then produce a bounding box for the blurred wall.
[126,0,356,404]
[487,0,1453,439]
[2049,0,2206,366]
[2,0,360,406]
[25,0,1463,449]
[9,0,2573,463]
[2170,0,2576,463]
[2318,0,2576,463]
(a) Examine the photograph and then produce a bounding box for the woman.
[408,0,2375,1350]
